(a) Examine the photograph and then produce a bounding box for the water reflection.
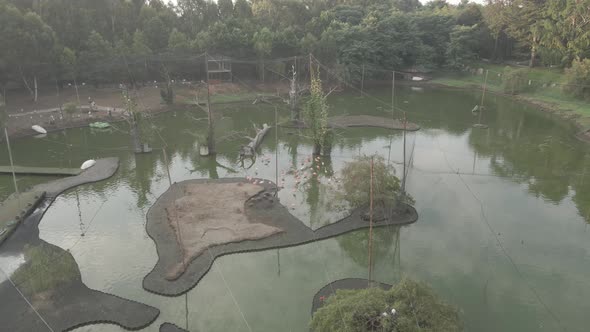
[0,86,589,331]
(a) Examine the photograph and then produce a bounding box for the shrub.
[62,102,78,116]
[310,278,462,332]
[160,84,174,105]
[336,155,414,213]
[501,67,530,95]
[564,59,590,102]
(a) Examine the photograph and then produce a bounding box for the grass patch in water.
[12,243,78,294]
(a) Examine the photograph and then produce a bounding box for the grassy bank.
[431,63,590,130]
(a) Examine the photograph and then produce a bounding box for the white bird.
[31,125,47,134]
[81,159,96,170]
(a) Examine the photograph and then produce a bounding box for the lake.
[1,85,589,332]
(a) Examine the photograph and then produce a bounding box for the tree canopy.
[0,0,588,93]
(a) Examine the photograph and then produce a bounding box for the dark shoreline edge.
[160,322,189,332]
[143,178,418,297]
[0,157,161,332]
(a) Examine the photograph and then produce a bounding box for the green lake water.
[1,86,589,332]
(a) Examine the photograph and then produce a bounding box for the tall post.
[360,64,365,96]
[402,112,407,198]
[205,54,215,155]
[391,71,395,119]
[275,107,279,196]
[309,54,312,78]
[368,156,374,285]
[4,128,19,196]
[479,70,489,125]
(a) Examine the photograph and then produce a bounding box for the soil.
[165,182,284,280]
[143,178,418,296]
[3,82,288,140]
[3,85,197,139]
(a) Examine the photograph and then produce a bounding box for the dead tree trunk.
[19,66,34,101]
[130,113,143,153]
[34,75,38,103]
[240,124,271,158]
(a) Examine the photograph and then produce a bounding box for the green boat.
[89,122,111,129]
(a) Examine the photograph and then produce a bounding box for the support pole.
[479,70,489,125]
[275,106,279,196]
[391,71,395,119]
[205,54,215,155]
[402,112,407,198]
[4,128,18,196]
[360,64,365,96]
[368,156,374,285]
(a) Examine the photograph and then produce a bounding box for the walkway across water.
[0,166,82,176]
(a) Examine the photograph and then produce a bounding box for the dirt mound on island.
[165,182,284,280]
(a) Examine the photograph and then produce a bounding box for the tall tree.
[253,27,273,81]
[0,3,55,101]
[218,0,234,20]
[542,0,590,63]
[79,31,114,86]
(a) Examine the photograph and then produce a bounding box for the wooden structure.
[0,165,82,176]
[206,55,233,83]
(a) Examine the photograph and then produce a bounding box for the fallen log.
[240,123,271,158]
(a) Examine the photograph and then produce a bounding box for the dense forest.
[0,0,589,96]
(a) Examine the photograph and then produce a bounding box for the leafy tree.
[253,27,273,80]
[456,3,484,26]
[391,0,422,12]
[253,27,273,58]
[144,16,170,51]
[301,33,319,55]
[304,65,331,155]
[234,0,252,18]
[79,31,113,86]
[218,0,234,20]
[0,3,55,101]
[131,30,152,84]
[310,278,462,332]
[168,28,191,53]
[564,58,590,101]
[60,47,81,103]
[446,25,479,68]
[542,0,590,63]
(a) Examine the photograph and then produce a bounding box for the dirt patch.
[143,178,418,296]
[165,182,284,280]
[328,115,420,131]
